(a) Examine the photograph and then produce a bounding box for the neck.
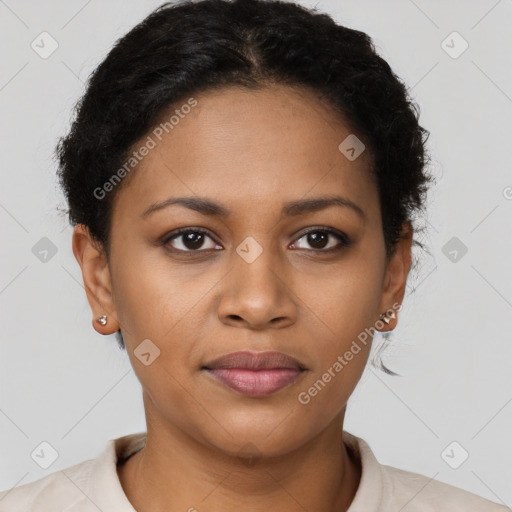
[117,407,361,512]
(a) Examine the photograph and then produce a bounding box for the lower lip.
[204,368,304,397]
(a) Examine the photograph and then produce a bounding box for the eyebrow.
[140,195,367,222]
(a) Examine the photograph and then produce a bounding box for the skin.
[73,83,412,512]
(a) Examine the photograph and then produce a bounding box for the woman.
[0,0,507,510]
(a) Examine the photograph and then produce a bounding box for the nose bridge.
[217,233,296,328]
[233,233,283,301]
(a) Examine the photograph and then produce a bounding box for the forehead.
[111,84,378,225]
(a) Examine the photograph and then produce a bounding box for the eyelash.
[161,226,352,255]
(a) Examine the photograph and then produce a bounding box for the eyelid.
[161,227,220,250]
[293,225,349,243]
[290,226,351,251]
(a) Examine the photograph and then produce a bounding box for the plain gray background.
[1,0,511,506]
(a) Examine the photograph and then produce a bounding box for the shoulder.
[0,433,143,512]
[380,463,509,511]
[0,458,95,512]
[343,431,509,512]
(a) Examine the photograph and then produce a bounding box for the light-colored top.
[0,431,508,511]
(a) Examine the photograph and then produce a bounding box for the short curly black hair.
[56,0,434,374]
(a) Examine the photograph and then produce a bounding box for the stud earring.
[96,314,107,326]
[379,310,396,325]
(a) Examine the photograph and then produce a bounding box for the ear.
[377,221,413,331]
[72,224,120,334]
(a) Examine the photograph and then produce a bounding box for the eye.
[161,226,351,254]
[290,227,351,252]
[162,228,222,252]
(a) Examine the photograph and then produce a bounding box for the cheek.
[111,246,209,342]
[110,256,201,417]
[292,251,383,408]
[294,275,377,425]
[109,249,218,390]
[296,251,384,344]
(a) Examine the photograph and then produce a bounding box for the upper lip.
[203,350,307,371]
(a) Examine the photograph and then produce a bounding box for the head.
[57,0,433,458]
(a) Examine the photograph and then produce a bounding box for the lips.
[203,350,306,371]
[202,350,307,397]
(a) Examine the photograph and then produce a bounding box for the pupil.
[184,232,204,250]
[308,232,327,249]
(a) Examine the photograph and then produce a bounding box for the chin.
[199,407,312,459]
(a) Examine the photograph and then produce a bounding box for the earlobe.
[72,224,120,335]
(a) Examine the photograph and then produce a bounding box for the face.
[74,84,411,458]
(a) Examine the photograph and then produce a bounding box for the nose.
[217,244,297,330]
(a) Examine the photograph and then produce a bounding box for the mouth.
[201,350,307,398]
